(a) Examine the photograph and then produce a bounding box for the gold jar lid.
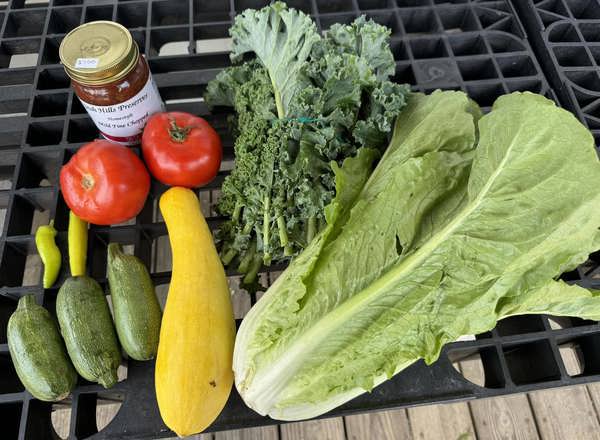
[59,21,139,86]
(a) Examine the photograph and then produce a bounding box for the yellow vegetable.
[156,187,235,437]
[68,211,87,276]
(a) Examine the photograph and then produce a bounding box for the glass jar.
[59,21,164,145]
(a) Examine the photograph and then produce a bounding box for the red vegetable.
[60,140,150,225]
[141,112,222,188]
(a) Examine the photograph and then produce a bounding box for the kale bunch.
[205,2,410,287]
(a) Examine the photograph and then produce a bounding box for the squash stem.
[18,295,36,310]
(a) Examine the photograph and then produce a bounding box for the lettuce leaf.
[233,91,600,420]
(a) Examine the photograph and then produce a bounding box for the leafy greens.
[205,3,410,286]
[232,91,600,420]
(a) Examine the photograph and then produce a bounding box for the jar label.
[78,74,164,145]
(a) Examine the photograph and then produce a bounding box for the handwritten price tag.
[75,58,99,69]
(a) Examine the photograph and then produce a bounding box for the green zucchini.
[107,243,161,360]
[56,276,121,388]
[7,295,77,401]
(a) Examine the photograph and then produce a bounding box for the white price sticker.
[74,58,99,68]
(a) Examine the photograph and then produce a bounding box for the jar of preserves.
[59,21,163,145]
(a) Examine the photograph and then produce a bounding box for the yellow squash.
[156,187,236,437]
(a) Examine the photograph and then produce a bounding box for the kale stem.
[277,215,289,248]
[263,194,270,261]
[274,89,285,119]
[222,248,237,265]
[243,255,263,285]
[232,201,242,224]
[307,216,316,244]
[283,244,293,256]
[237,243,255,274]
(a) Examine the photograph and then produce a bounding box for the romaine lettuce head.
[233,91,600,420]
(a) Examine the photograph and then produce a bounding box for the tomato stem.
[168,118,197,143]
[81,174,95,190]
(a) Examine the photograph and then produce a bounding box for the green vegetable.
[57,276,121,388]
[233,91,600,420]
[8,295,77,401]
[107,243,161,361]
[35,221,61,288]
[205,2,410,287]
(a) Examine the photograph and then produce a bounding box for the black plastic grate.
[0,0,597,439]
[514,0,600,147]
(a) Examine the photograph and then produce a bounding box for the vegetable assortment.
[205,2,410,286]
[6,1,600,436]
[233,91,600,420]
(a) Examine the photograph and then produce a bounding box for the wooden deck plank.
[468,395,539,440]
[407,402,475,440]
[529,387,600,440]
[587,383,600,417]
[528,340,600,439]
[214,426,279,440]
[280,418,345,440]
[344,409,411,440]
[459,358,539,440]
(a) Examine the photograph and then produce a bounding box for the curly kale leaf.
[230,1,319,118]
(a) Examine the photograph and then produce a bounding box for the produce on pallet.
[34,221,61,289]
[4,0,600,437]
[56,276,122,389]
[233,91,600,420]
[156,187,236,437]
[107,243,162,361]
[7,295,77,402]
[205,2,410,286]
[60,139,150,225]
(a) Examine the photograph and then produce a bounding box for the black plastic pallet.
[0,0,598,439]
[514,0,600,146]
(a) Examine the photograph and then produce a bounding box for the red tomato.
[141,112,222,188]
[60,140,150,225]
